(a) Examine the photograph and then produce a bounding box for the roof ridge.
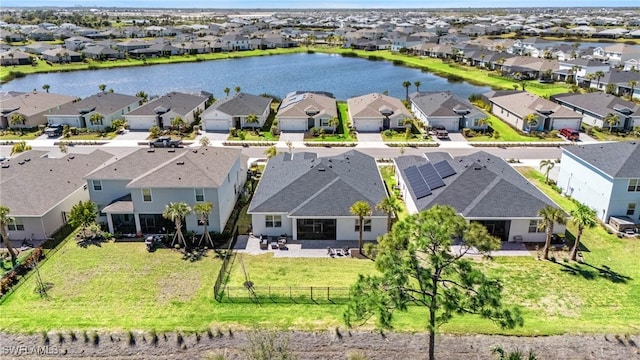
[289,176,340,214]
[460,173,501,216]
[127,150,184,184]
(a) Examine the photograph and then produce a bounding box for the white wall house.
[276,92,338,132]
[410,92,487,132]
[552,92,640,131]
[201,93,272,132]
[45,92,141,130]
[489,92,583,132]
[124,92,208,130]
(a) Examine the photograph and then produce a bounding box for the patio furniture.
[260,239,268,250]
[271,241,278,249]
[278,238,288,250]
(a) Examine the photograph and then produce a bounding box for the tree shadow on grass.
[557,261,632,284]
[76,235,108,248]
[564,230,590,253]
[181,248,209,262]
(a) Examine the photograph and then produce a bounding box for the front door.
[308,117,314,129]
[383,117,390,130]
[234,117,241,129]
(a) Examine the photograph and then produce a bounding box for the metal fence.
[220,286,352,304]
[213,226,237,302]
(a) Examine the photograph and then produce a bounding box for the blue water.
[0,53,491,100]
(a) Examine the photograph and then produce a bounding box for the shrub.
[149,125,161,138]
[309,127,320,136]
[237,130,247,140]
[462,128,474,137]
[229,127,237,137]
[383,129,392,137]
[69,127,78,135]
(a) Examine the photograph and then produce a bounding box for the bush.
[462,128,474,137]
[69,127,78,135]
[383,129,392,137]
[309,127,320,137]
[149,125,161,138]
[229,127,237,137]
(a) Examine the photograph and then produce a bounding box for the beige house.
[276,91,337,132]
[347,93,412,132]
[489,92,583,132]
[0,91,76,129]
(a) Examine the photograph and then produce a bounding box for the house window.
[627,203,636,216]
[528,220,543,233]
[265,215,281,228]
[320,118,329,127]
[195,188,205,202]
[628,179,640,192]
[7,218,24,231]
[354,218,372,232]
[142,188,152,202]
[92,180,102,191]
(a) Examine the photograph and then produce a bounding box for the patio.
[235,234,369,258]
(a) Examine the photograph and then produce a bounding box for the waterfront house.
[551,92,640,131]
[0,91,76,129]
[347,93,412,132]
[45,92,142,130]
[410,92,486,132]
[125,91,208,130]
[276,92,338,132]
[201,92,272,132]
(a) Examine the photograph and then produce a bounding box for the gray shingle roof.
[561,141,640,178]
[551,92,640,118]
[248,150,387,217]
[126,92,207,116]
[410,91,484,118]
[0,150,113,216]
[202,92,272,117]
[347,93,411,120]
[489,92,580,118]
[277,92,337,119]
[0,91,76,117]
[46,92,141,116]
[395,151,559,217]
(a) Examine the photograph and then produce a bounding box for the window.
[265,215,282,228]
[354,218,372,232]
[142,188,152,202]
[7,218,24,231]
[92,180,102,191]
[628,179,640,192]
[528,220,543,233]
[320,118,329,127]
[195,188,205,202]
[627,203,636,216]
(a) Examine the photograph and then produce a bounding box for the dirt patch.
[1,330,638,360]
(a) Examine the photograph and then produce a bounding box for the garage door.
[428,119,456,132]
[279,119,307,131]
[552,118,582,131]
[127,117,156,130]
[204,119,232,132]
[353,119,381,132]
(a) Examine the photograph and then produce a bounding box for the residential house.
[276,91,338,132]
[85,147,245,235]
[24,42,59,55]
[115,39,151,54]
[63,36,93,51]
[41,48,82,63]
[248,150,388,241]
[0,150,113,241]
[557,141,640,227]
[201,92,272,132]
[590,70,640,99]
[390,35,423,52]
[554,58,610,84]
[500,56,559,79]
[623,58,640,72]
[347,93,412,132]
[394,151,566,242]
[593,43,640,66]
[551,92,640,131]
[125,92,208,130]
[45,92,142,130]
[488,92,583,132]
[410,92,486,132]
[81,45,121,60]
[0,91,76,129]
[220,34,250,51]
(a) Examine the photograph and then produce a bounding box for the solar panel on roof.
[404,166,432,199]
[418,163,445,190]
[434,160,456,179]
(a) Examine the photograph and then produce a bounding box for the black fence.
[213,226,238,302]
[220,286,352,304]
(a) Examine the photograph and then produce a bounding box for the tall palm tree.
[162,202,192,248]
[477,117,490,134]
[538,205,566,260]
[234,86,241,94]
[376,196,401,232]
[402,80,411,102]
[264,145,277,158]
[42,84,50,93]
[569,203,597,262]
[328,116,339,135]
[594,70,605,89]
[539,159,555,184]
[0,206,18,267]
[627,80,637,99]
[350,201,372,255]
[9,113,26,128]
[223,87,230,96]
[245,113,259,129]
[98,84,107,92]
[604,113,619,134]
[193,202,214,248]
[414,80,421,93]
[523,113,538,133]
[89,112,104,126]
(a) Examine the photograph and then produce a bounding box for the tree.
[477,117,490,134]
[245,113,259,129]
[9,113,26,128]
[344,206,523,360]
[111,118,126,132]
[10,141,31,155]
[350,201,371,255]
[171,116,186,132]
[199,136,210,147]
[98,84,107,92]
[538,205,566,260]
[223,87,230,96]
[135,90,148,103]
[42,84,50,93]
[523,113,538,133]
[163,202,191,248]
[193,202,214,248]
[328,116,339,135]
[627,80,637,99]
[234,86,241,94]
[264,145,277,159]
[604,113,619,134]
[376,196,401,232]
[402,81,411,102]
[0,206,18,267]
[89,112,104,126]
[414,80,421,92]
[594,70,605,88]
[68,200,98,234]
[569,203,597,262]
[539,159,555,184]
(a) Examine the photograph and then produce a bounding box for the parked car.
[44,124,64,137]
[560,128,579,141]
[149,136,182,148]
[430,125,449,139]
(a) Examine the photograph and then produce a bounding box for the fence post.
[289,286,292,301]
[327,286,330,301]
[311,286,313,301]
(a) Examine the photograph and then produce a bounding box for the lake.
[0,53,491,100]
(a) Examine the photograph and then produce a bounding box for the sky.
[1,0,638,8]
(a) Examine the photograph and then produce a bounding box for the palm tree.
[234,86,241,94]
[595,70,605,89]
[162,202,192,248]
[328,116,339,135]
[539,159,555,184]
[98,84,107,92]
[538,205,566,260]
[9,113,26,128]
[223,87,230,96]
[171,116,186,132]
[523,113,538,133]
[350,201,372,256]
[245,113,259,129]
[89,112,104,126]
[42,84,50,93]
[477,117,490,134]
[627,80,637,99]
[10,141,31,155]
[376,196,401,232]
[135,90,149,103]
[402,80,411,101]
[604,113,619,134]
[0,205,18,267]
[569,203,597,262]
[414,80,421,92]
[264,146,277,158]
[193,202,214,248]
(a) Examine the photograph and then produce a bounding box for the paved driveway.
[279,131,305,142]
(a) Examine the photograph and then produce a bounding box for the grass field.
[466,115,563,142]
[0,130,40,140]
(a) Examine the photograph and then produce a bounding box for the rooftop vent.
[177,161,185,165]
[1,163,9,168]
[18,161,24,165]
[68,156,74,160]
[318,167,325,171]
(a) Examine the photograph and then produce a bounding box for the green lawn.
[228,130,278,142]
[66,131,118,140]
[466,115,563,142]
[582,125,640,142]
[381,131,427,142]
[379,165,409,220]
[0,131,40,140]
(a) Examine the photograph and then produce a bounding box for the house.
[63,36,93,51]
[390,35,423,52]
[0,91,76,129]
[500,56,559,79]
[220,34,250,51]
[248,150,388,241]
[0,51,32,66]
[588,70,640,99]
[201,92,272,132]
[410,92,486,132]
[593,43,640,66]
[85,147,245,235]
[124,92,208,130]
[394,151,565,242]
[555,58,610,84]
[45,92,142,130]
[488,92,583,132]
[81,45,121,60]
[276,91,338,132]
[557,141,640,226]
[0,150,113,241]
[551,92,640,131]
[347,93,412,132]
[40,48,82,63]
